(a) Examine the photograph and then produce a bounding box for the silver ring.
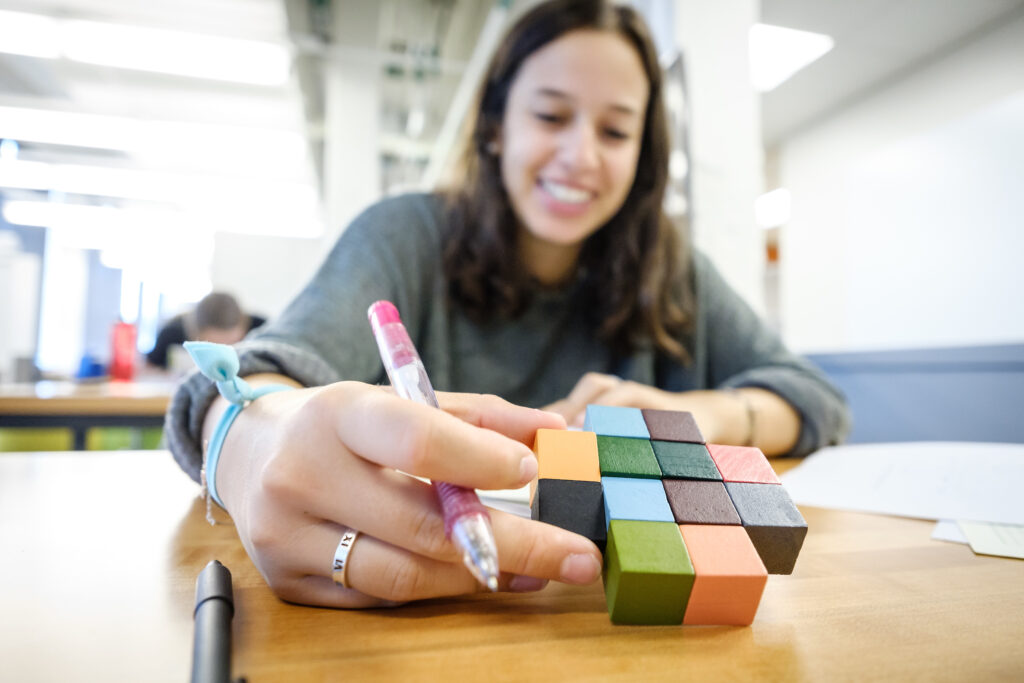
[331,527,360,589]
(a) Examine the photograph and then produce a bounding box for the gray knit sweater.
[166,193,849,482]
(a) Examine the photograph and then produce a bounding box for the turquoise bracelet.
[184,341,294,509]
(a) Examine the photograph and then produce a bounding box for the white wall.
[778,13,1024,352]
[0,234,40,381]
[210,232,325,319]
[675,0,765,312]
[36,239,88,374]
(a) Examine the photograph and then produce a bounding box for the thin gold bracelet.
[726,389,757,448]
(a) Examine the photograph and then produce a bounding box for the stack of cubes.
[530,404,807,625]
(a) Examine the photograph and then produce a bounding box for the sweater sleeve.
[165,194,444,482]
[694,253,851,457]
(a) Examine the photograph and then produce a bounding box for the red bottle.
[110,321,137,381]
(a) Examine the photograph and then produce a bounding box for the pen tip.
[486,576,499,592]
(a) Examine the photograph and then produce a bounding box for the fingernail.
[559,553,601,584]
[509,575,549,592]
[519,453,538,485]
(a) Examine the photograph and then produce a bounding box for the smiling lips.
[538,178,594,216]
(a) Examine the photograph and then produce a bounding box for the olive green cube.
[603,520,695,625]
[597,436,662,478]
[651,441,722,480]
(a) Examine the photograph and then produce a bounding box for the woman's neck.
[517,227,584,287]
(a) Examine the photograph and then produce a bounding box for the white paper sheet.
[931,519,968,544]
[958,520,1024,560]
[780,442,1024,524]
[479,484,532,519]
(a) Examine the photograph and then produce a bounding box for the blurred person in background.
[146,291,265,371]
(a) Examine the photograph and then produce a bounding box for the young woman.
[166,0,848,609]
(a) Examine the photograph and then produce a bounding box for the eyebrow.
[533,87,640,117]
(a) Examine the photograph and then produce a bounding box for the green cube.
[597,436,661,478]
[652,441,722,480]
[603,520,695,625]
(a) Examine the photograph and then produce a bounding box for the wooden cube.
[533,428,600,480]
[602,476,675,527]
[680,525,767,625]
[663,479,741,525]
[641,409,705,443]
[706,444,781,484]
[531,428,599,503]
[725,482,807,574]
[651,441,722,480]
[584,405,650,439]
[603,520,694,625]
[596,435,661,478]
[531,479,606,551]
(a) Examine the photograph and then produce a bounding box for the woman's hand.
[209,380,603,608]
[542,372,722,436]
[542,372,800,455]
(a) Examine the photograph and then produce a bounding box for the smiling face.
[498,29,649,285]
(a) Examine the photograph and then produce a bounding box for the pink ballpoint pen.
[367,300,501,591]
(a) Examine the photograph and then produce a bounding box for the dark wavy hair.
[442,0,693,363]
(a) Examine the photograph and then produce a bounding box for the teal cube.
[652,441,722,480]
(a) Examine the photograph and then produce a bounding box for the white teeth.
[542,180,590,204]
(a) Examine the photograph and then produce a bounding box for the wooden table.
[0,381,173,449]
[1,451,1021,682]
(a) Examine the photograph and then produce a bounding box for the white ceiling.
[760,0,1024,146]
[0,0,292,117]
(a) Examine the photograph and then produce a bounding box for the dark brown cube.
[662,479,741,525]
[641,409,705,443]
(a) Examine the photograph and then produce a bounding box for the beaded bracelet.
[184,341,294,510]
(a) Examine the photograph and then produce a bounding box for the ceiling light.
[2,201,165,236]
[0,107,138,151]
[406,106,426,139]
[0,10,60,59]
[0,10,289,86]
[0,159,317,208]
[669,149,689,180]
[0,106,308,171]
[3,199,323,241]
[62,20,290,86]
[749,23,834,93]
[0,139,19,161]
[755,188,791,228]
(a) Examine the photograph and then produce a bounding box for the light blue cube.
[602,476,674,530]
[584,405,651,439]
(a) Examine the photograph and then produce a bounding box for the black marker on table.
[191,560,235,683]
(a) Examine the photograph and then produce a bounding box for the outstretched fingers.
[321,384,540,491]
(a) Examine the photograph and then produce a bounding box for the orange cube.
[530,429,600,503]
[680,524,767,625]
